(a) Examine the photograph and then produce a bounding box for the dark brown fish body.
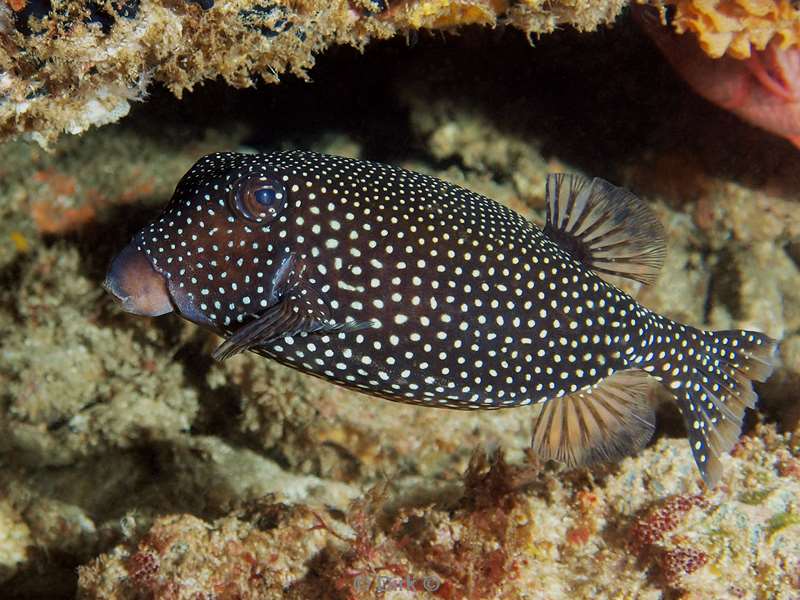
[105,150,777,485]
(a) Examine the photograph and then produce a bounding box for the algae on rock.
[2,0,630,147]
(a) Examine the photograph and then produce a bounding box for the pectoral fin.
[212,285,331,361]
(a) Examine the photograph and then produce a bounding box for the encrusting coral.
[3,0,799,145]
[75,438,800,599]
[670,0,800,59]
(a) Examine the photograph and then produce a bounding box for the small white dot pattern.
[135,150,644,409]
[132,150,776,483]
[638,318,773,481]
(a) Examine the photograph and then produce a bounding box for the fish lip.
[105,242,216,327]
[104,244,213,326]
[101,283,139,314]
[113,244,215,327]
[104,243,174,317]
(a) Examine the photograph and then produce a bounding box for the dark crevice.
[707,245,743,321]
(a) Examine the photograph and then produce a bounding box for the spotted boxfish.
[104,150,777,485]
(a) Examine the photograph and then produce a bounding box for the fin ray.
[530,369,656,468]
[212,284,332,361]
[544,174,667,285]
[653,328,777,486]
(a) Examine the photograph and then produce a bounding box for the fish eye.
[254,187,277,207]
[229,174,287,223]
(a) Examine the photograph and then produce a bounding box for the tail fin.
[649,326,778,486]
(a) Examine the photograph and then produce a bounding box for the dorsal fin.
[543,174,667,285]
[530,369,656,468]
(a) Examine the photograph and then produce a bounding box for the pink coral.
[638,6,800,149]
[629,494,709,553]
[660,546,709,586]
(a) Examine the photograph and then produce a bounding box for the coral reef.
[1,25,799,599]
[78,501,343,598]
[0,245,199,465]
[76,437,800,599]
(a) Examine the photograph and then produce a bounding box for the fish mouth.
[104,242,215,327]
[104,243,174,317]
[165,272,214,327]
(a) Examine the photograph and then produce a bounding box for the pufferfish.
[104,150,777,486]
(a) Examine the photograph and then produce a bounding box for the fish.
[104,150,778,486]
[636,6,800,150]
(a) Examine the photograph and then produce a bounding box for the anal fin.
[530,369,656,468]
[544,173,667,285]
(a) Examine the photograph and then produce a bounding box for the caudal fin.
[649,326,777,486]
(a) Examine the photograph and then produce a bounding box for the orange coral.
[27,168,158,234]
[412,0,508,28]
[30,201,96,234]
[671,0,800,59]
[29,170,96,234]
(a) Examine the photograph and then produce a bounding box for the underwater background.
[1,4,799,599]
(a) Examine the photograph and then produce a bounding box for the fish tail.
[647,324,778,486]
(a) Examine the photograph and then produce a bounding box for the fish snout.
[104,243,174,316]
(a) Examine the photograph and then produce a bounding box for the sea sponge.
[670,0,800,59]
[399,0,506,29]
